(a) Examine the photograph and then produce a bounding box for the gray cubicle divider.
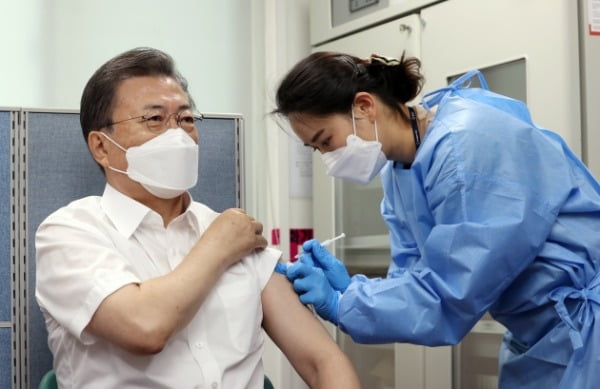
[194,113,244,211]
[18,110,243,388]
[23,110,105,389]
[0,110,16,389]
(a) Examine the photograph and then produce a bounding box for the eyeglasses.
[106,110,203,133]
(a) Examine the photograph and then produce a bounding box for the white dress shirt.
[35,184,280,389]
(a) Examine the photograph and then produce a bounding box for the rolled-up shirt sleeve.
[35,207,140,345]
[248,247,282,290]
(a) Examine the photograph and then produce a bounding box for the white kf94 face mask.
[320,110,388,185]
[102,128,199,199]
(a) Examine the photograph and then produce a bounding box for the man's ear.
[87,131,110,169]
[352,92,377,121]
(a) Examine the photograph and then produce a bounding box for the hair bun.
[364,52,423,104]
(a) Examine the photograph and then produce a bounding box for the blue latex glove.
[287,262,340,325]
[274,262,287,275]
[274,257,310,276]
[273,249,316,276]
[302,239,351,292]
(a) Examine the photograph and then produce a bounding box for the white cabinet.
[420,0,581,153]
[310,0,441,46]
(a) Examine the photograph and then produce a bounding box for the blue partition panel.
[0,110,14,389]
[26,111,106,388]
[192,116,240,211]
[0,327,12,389]
[0,111,11,322]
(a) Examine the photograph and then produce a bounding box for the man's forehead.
[113,76,189,109]
[116,75,181,93]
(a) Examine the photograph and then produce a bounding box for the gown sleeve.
[338,95,574,345]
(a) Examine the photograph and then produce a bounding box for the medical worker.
[273,51,600,388]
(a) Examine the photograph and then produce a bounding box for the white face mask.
[320,110,387,185]
[102,128,199,199]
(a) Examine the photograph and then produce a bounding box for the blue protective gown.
[337,71,600,388]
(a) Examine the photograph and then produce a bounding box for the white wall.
[1,0,46,107]
[1,0,253,114]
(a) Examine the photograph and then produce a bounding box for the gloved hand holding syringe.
[274,233,345,274]
[275,232,350,323]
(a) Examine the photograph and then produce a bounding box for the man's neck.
[144,193,189,227]
[108,178,190,227]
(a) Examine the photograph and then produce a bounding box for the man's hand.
[200,208,267,267]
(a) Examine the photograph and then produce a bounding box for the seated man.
[35,47,361,389]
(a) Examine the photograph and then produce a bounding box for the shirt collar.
[101,184,151,238]
[101,184,201,239]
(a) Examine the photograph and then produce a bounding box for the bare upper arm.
[261,272,357,387]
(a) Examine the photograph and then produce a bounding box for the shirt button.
[195,342,204,349]
[211,383,218,389]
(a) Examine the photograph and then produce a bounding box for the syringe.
[274,232,346,275]
[294,232,346,259]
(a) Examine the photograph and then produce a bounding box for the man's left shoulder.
[188,201,219,220]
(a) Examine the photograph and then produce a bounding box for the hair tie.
[370,54,400,66]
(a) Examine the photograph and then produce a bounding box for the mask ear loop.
[352,108,380,142]
[100,132,129,175]
[100,132,127,152]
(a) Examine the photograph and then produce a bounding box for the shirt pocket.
[215,264,263,354]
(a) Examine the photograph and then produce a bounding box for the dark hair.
[274,51,424,121]
[80,47,194,141]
